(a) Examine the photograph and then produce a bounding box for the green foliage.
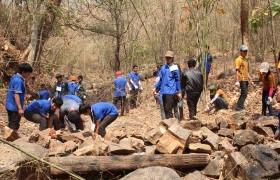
[249,1,280,30]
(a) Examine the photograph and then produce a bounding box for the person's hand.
[134,85,139,89]
[177,93,182,100]
[268,97,273,103]
[18,109,24,117]
[129,87,132,91]
[140,86,143,91]
[92,133,97,140]
[235,82,240,87]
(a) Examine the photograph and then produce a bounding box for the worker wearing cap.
[235,45,251,111]
[154,51,182,119]
[77,75,87,101]
[259,62,276,117]
[52,74,69,98]
[113,71,129,116]
[207,85,229,111]
[68,76,78,96]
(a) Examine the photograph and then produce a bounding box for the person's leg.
[113,97,119,107]
[178,99,184,120]
[262,90,268,116]
[187,94,195,119]
[7,110,21,131]
[174,105,179,119]
[268,90,276,117]
[134,90,139,107]
[24,111,47,131]
[214,97,228,110]
[163,94,175,119]
[193,94,200,116]
[98,114,118,137]
[130,90,136,109]
[120,96,125,115]
[159,101,166,120]
[52,114,60,131]
[237,81,248,110]
[125,96,129,113]
[278,111,280,138]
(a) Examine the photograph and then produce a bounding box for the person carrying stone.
[79,102,118,138]
[259,62,276,118]
[113,71,129,116]
[3,63,33,141]
[24,98,63,131]
[154,51,182,119]
[183,59,203,120]
[129,65,143,109]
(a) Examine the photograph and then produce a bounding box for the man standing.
[52,74,69,98]
[113,71,129,116]
[184,59,203,120]
[198,45,213,86]
[79,102,118,138]
[235,45,250,111]
[129,65,142,109]
[24,98,63,131]
[154,51,182,119]
[4,63,33,141]
[77,75,87,101]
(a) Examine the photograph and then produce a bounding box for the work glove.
[129,87,132,91]
[140,86,143,91]
[235,82,240,87]
[134,85,139,89]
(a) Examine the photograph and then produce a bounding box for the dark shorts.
[7,110,21,130]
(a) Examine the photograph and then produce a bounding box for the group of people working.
[2,45,280,141]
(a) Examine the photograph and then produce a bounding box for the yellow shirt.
[259,71,276,90]
[235,55,249,81]
[216,89,229,104]
[277,61,280,69]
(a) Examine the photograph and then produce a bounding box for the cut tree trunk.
[49,154,210,175]
[240,0,249,47]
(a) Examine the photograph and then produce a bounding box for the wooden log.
[49,154,210,175]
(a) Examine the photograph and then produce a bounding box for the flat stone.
[182,170,209,180]
[233,130,264,148]
[218,139,236,154]
[156,131,186,154]
[215,116,229,129]
[189,143,212,154]
[230,119,247,130]
[160,118,178,128]
[189,130,203,143]
[253,126,275,137]
[58,132,85,144]
[28,129,51,148]
[64,141,78,153]
[218,128,234,139]
[180,120,202,131]
[211,151,226,159]
[144,145,157,155]
[202,157,224,178]
[267,142,280,154]
[168,122,192,143]
[206,121,219,132]
[145,127,163,145]
[200,127,219,150]
[108,142,136,155]
[121,166,180,180]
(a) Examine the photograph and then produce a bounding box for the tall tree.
[240,0,249,46]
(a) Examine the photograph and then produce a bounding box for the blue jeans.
[214,97,228,110]
[262,90,275,116]
[278,112,280,138]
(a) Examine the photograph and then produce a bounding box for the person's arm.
[94,120,101,134]
[15,94,24,116]
[154,70,162,91]
[48,109,60,128]
[210,94,219,104]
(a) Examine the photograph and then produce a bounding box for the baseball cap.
[260,62,269,73]
[209,85,216,95]
[70,76,77,81]
[115,71,122,76]
[240,45,248,51]
[165,51,174,58]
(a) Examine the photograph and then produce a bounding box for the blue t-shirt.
[68,82,78,95]
[39,90,51,100]
[25,100,53,116]
[129,72,141,90]
[154,63,181,95]
[91,102,118,121]
[114,76,127,97]
[204,53,213,73]
[6,74,25,111]
[63,95,82,103]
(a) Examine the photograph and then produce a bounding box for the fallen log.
[49,153,210,175]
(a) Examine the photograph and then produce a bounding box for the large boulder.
[200,127,220,150]
[120,166,180,180]
[233,130,264,148]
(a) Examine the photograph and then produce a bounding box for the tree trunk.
[115,35,121,71]
[49,154,210,175]
[267,0,279,79]
[26,0,62,66]
[240,0,249,47]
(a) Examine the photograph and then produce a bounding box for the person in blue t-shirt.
[68,76,78,95]
[79,102,118,138]
[128,65,143,109]
[113,71,129,116]
[198,45,213,86]
[153,51,182,119]
[38,90,51,100]
[4,63,33,141]
[24,98,63,131]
